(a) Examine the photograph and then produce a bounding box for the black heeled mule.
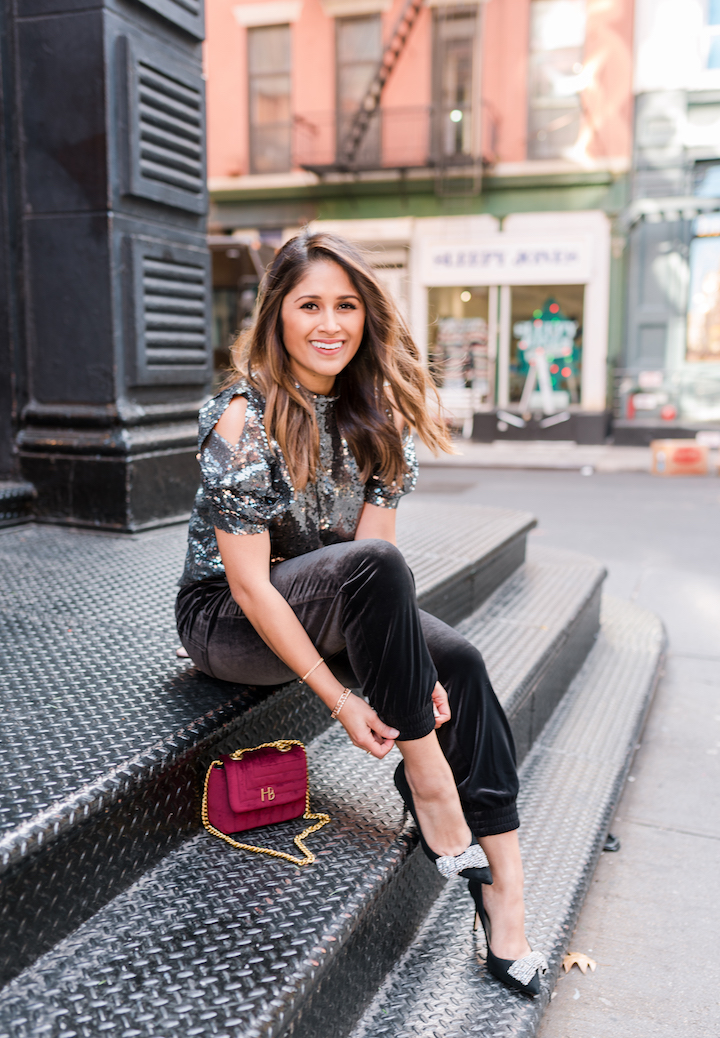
[393,761,492,884]
[468,879,547,996]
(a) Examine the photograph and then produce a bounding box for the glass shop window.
[707,0,720,69]
[528,0,586,160]
[509,285,584,409]
[248,24,292,174]
[428,286,492,403]
[687,234,720,367]
[432,7,477,162]
[336,15,382,166]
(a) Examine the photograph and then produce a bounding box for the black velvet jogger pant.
[176,538,519,837]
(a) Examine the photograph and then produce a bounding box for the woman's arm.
[216,528,398,756]
[354,502,397,544]
[213,398,397,755]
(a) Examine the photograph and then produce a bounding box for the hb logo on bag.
[261,787,275,801]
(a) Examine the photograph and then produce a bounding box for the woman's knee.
[422,614,486,684]
[345,538,413,592]
[442,642,487,694]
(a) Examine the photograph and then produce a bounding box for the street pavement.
[414,438,654,472]
[412,464,720,1037]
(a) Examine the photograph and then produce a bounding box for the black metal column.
[11,0,210,529]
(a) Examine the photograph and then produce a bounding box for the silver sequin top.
[180,378,418,585]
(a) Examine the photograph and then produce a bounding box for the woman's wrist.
[304,663,350,711]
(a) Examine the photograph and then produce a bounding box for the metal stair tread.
[349,595,665,1038]
[0,727,426,1038]
[0,557,633,1036]
[0,502,530,870]
[397,499,534,602]
[462,544,606,720]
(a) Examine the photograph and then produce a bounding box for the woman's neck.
[295,377,336,397]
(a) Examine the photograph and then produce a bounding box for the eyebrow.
[294,293,361,301]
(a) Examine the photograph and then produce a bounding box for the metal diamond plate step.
[460,544,606,764]
[0,727,441,1038]
[0,503,532,983]
[350,596,665,1038]
[0,547,613,1036]
[399,499,535,625]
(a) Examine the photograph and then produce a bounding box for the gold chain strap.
[200,739,330,867]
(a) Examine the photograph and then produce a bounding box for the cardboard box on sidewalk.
[651,439,709,476]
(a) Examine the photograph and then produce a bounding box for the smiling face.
[280,259,366,395]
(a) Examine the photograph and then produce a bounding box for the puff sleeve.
[198,386,292,535]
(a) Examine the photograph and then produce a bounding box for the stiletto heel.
[468,879,547,996]
[393,761,492,884]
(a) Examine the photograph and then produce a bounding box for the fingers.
[363,719,398,758]
[374,719,400,742]
[339,696,399,758]
[364,737,395,759]
[431,682,451,728]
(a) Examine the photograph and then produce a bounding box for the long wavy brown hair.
[229,231,454,490]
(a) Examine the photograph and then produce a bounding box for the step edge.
[0,525,536,871]
[348,597,666,1038]
[415,518,535,614]
[498,565,607,723]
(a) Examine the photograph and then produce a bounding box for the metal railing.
[292,105,477,172]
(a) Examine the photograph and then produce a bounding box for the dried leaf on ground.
[562,952,597,974]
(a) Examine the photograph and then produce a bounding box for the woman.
[176,232,546,995]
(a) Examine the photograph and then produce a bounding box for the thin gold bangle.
[299,657,324,684]
[331,688,352,720]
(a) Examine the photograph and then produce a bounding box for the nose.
[317,306,341,333]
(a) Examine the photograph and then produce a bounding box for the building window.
[510,286,584,407]
[528,0,586,160]
[432,7,477,162]
[336,15,382,166]
[707,0,720,68]
[248,24,291,174]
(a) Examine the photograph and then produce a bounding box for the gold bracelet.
[331,688,352,720]
[299,657,324,684]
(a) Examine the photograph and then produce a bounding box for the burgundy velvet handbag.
[201,740,330,866]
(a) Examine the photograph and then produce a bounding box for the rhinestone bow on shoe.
[507,950,548,986]
[435,843,490,879]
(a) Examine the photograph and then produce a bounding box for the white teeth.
[311,341,342,351]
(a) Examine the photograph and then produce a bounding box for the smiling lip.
[310,339,344,353]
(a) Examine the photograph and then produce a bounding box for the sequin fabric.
[180,378,418,585]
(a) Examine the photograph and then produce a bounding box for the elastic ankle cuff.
[465,803,519,838]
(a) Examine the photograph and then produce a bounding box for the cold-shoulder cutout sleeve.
[198,381,293,535]
[364,429,418,509]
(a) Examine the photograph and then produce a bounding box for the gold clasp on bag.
[201,739,330,867]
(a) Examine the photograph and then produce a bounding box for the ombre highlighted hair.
[229,231,454,490]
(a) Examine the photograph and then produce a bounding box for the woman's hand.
[338,693,399,759]
[431,682,451,728]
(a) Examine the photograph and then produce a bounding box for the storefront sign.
[420,236,592,285]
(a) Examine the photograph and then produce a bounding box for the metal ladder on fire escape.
[339,0,482,196]
[338,0,425,168]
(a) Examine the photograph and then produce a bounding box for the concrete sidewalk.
[413,467,720,1037]
[416,438,720,474]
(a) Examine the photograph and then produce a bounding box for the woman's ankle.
[410,789,471,857]
[398,735,471,856]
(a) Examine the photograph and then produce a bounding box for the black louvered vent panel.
[170,0,201,15]
[138,62,203,196]
[143,257,207,367]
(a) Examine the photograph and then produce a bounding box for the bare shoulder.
[215,394,248,445]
